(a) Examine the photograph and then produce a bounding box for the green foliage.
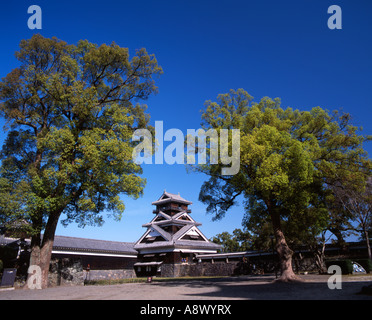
[195,88,371,247]
[210,228,252,252]
[325,259,354,275]
[0,34,162,233]
[331,175,372,259]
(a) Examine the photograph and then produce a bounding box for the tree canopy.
[210,229,252,252]
[193,89,371,281]
[0,34,162,288]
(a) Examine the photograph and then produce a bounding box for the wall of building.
[52,253,137,270]
[46,248,370,285]
[48,254,137,286]
[160,262,238,277]
[49,257,84,286]
[84,269,136,281]
[24,242,372,286]
[159,253,320,278]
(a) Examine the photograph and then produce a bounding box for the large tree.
[331,176,372,259]
[0,34,162,288]
[192,89,371,282]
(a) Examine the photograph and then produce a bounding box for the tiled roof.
[1,235,137,255]
[52,235,137,255]
[152,191,192,205]
[134,211,222,252]
[136,193,221,253]
[134,239,221,250]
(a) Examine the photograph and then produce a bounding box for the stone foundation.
[45,251,346,286]
[48,257,136,286]
[160,262,239,277]
[84,269,136,281]
[159,254,320,278]
[49,257,84,286]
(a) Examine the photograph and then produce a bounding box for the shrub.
[325,259,353,275]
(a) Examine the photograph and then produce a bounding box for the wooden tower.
[133,191,221,277]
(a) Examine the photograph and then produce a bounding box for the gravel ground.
[0,274,371,300]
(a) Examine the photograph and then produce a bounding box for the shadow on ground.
[150,275,372,300]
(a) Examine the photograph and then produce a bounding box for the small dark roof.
[152,191,192,205]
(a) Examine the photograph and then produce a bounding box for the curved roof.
[152,191,192,205]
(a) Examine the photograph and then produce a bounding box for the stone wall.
[84,269,136,281]
[160,253,320,278]
[161,262,240,277]
[49,257,84,286]
[48,257,136,286]
[45,253,342,286]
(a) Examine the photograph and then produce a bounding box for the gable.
[139,228,167,244]
[154,215,167,222]
[176,213,192,222]
[150,212,171,223]
[179,226,207,242]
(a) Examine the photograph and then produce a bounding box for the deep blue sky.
[0,1,371,242]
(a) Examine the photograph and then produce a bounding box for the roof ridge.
[152,190,192,205]
[54,235,135,245]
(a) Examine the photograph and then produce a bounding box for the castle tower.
[133,191,221,277]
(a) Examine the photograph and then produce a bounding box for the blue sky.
[0,1,371,242]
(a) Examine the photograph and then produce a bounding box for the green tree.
[325,191,355,252]
[243,199,330,273]
[331,176,372,260]
[211,231,237,252]
[193,89,371,282]
[0,34,162,288]
[211,228,251,252]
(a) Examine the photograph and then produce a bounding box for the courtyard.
[1,274,371,300]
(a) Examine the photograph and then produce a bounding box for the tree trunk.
[311,231,327,274]
[270,210,302,282]
[313,246,327,274]
[364,228,372,261]
[328,227,348,253]
[29,232,41,267]
[26,211,61,289]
